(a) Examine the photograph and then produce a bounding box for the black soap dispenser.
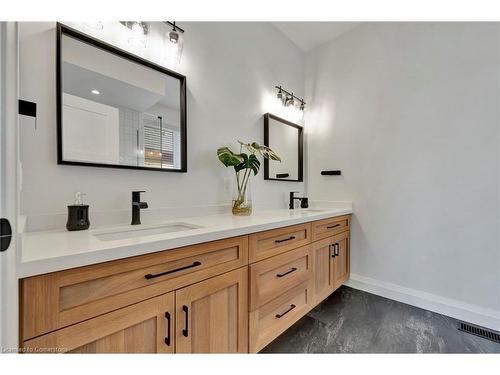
[66,192,90,231]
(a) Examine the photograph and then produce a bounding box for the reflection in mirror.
[264,113,303,182]
[58,24,187,172]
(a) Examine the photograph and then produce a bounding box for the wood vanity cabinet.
[20,214,351,354]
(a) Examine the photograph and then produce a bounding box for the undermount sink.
[93,223,202,241]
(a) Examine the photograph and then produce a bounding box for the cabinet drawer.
[249,280,312,353]
[21,236,248,341]
[249,223,311,263]
[312,215,350,241]
[249,245,312,311]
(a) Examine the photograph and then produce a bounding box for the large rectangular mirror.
[264,113,303,182]
[57,23,187,172]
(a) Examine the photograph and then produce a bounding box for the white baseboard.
[345,273,500,332]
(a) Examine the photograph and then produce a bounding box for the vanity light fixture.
[164,21,185,63]
[120,21,149,48]
[275,85,306,118]
[90,89,100,95]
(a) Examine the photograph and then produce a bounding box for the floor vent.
[458,322,500,343]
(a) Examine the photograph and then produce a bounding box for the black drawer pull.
[144,261,202,280]
[276,267,297,278]
[275,304,296,319]
[275,236,296,244]
[327,223,341,229]
[182,305,189,337]
[164,312,171,346]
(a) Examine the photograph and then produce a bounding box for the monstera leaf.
[238,141,281,162]
[246,154,261,175]
[217,147,244,167]
[234,153,261,175]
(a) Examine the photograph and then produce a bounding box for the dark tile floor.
[262,286,500,353]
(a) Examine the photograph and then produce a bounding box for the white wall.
[19,22,305,221]
[305,23,500,327]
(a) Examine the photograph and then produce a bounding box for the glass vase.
[232,173,252,216]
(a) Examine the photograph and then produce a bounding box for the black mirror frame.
[56,23,188,173]
[263,113,304,182]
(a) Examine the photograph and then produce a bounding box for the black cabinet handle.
[182,305,189,337]
[275,304,296,319]
[331,243,339,258]
[144,261,202,280]
[276,267,297,278]
[275,236,296,244]
[335,243,340,257]
[327,223,341,229]
[164,312,171,346]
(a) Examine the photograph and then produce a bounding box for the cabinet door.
[312,236,335,305]
[23,293,174,353]
[175,267,248,353]
[333,231,350,290]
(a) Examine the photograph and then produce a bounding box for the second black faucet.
[289,191,308,209]
[131,190,148,225]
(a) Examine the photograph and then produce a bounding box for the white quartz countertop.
[18,207,352,278]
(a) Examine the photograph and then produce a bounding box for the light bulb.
[277,89,284,102]
[169,30,179,43]
[164,26,184,63]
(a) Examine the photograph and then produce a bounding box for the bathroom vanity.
[19,209,351,353]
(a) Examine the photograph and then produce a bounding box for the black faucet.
[131,190,148,225]
[289,191,309,210]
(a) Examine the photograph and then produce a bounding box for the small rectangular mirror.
[264,113,303,182]
[57,23,187,172]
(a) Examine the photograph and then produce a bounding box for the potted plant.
[217,141,281,216]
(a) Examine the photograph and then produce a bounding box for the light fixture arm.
[165,21,185,33]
